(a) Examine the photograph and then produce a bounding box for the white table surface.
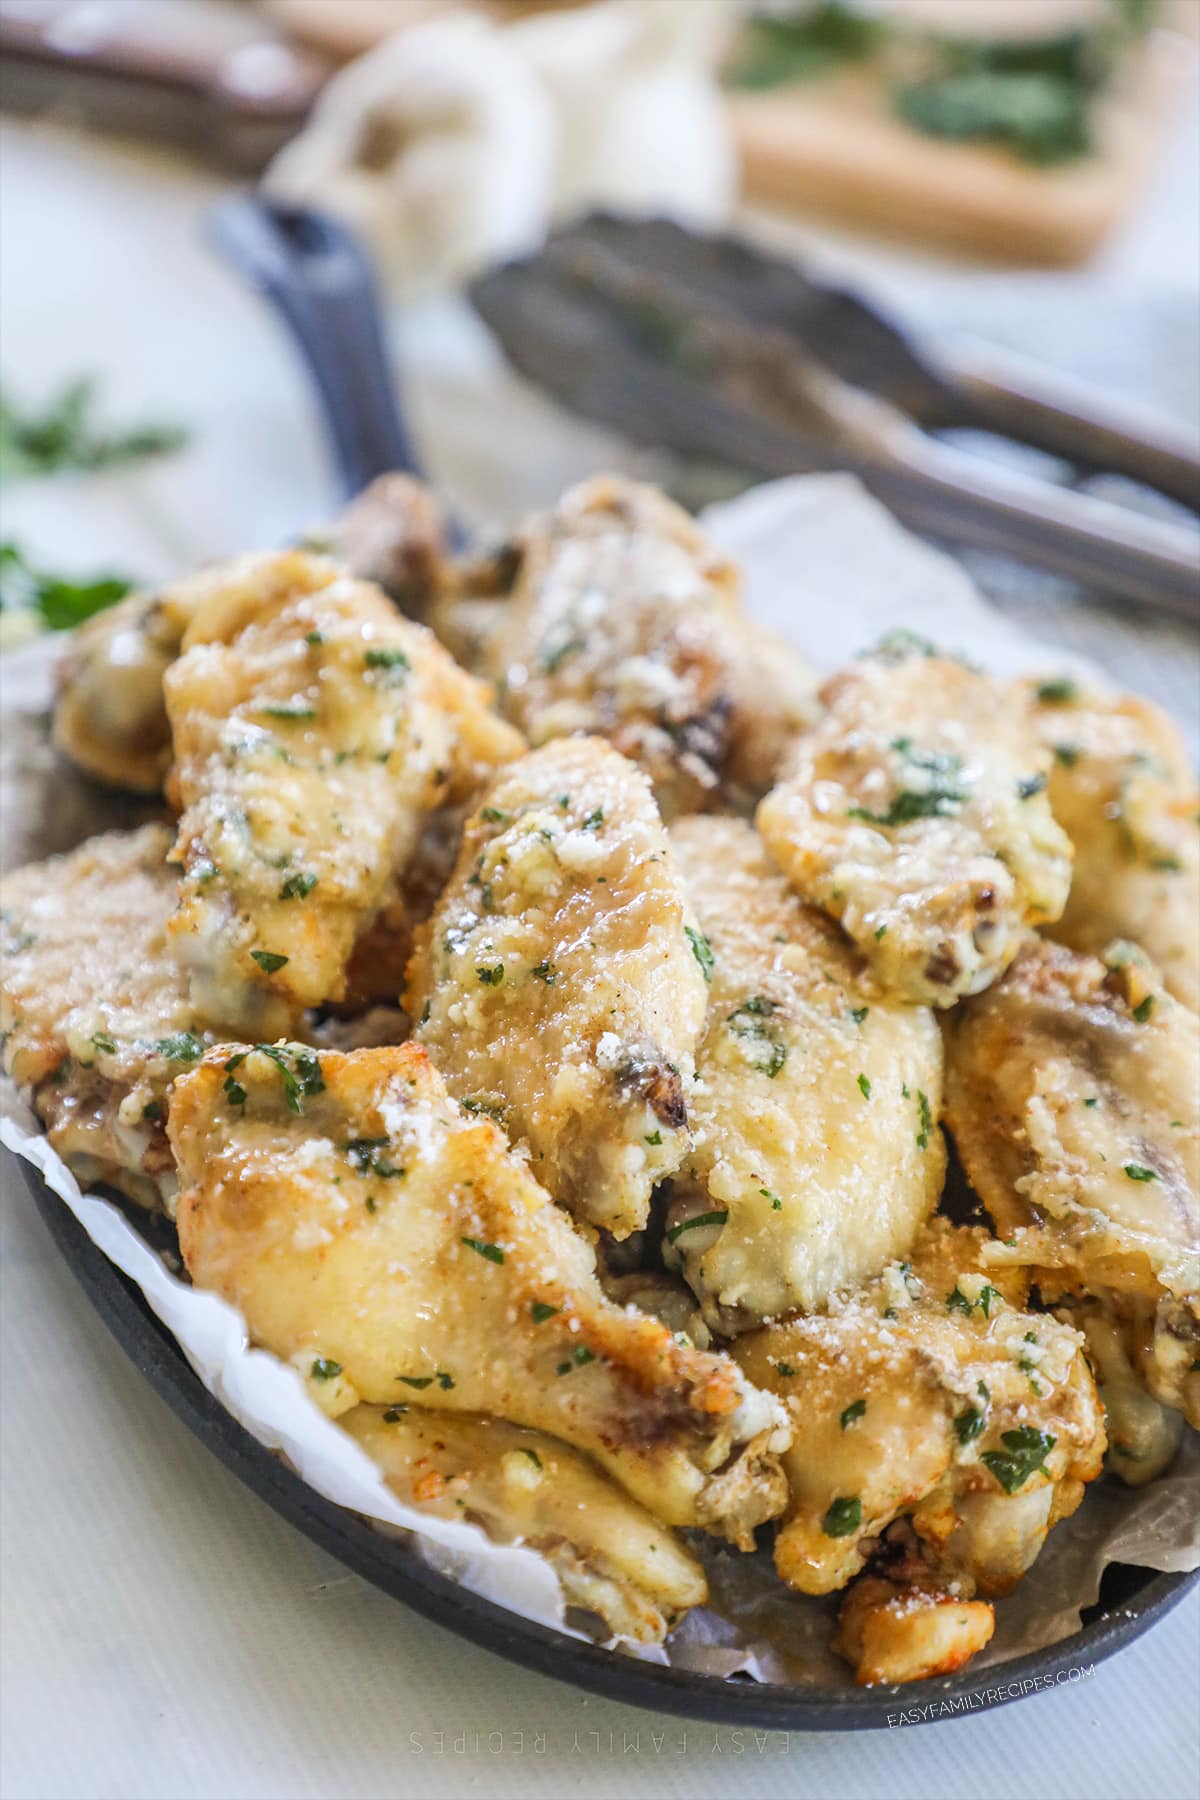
[2,89,1199,1800]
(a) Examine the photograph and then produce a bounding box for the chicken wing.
[342,1404,707,1644]
[408,737,709,1239]
[944,937,1200,1435]
[733,1220,1105,1599]
[471,476,817,818]
[664,817,945,1328]
[1026,678,1199,1012]
[170,1041,790,1545]
[163,550,521,1038]
[757,639,1072,1006]
[52,475,450,794]
[0,824,206,1211]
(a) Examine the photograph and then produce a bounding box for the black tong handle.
[208,194,422,502]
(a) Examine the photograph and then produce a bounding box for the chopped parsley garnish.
[90,1031,117,1055]
[760,1187,782,1211]
[840,1399,867,1429]
[875,923,888,940]
[305,630,323,647]
[0,540,134,631]
[476,962,504,986]
[776,1362,796,1378]
[954,1406,986,1446]
[916,1089,933,1150]
[519,1448,543,1469]
[461,1236,505,1265]
[539,629,583,673]
[581,808,604,831]
[981,1426,1055,1494]
[978,1284,998,1318]
[727,996,787,1077]
[850,1006,869,1025]
[1054,744,1081,767]
[666,1209,728,1244]
[822,1496,863,1538]
[480,807,509,824]
[223,1073,247,1108]
[645,1130,663,1146]
[260,701,317,721]
[461,1096,507,1122]
[279,871,317,900]
[250,950,289,975]
[364,647,410,673]
[228,1043,324,1113]
[310,1357,342,1381]
[946,1286,973,1316]
[686,926,716,983]
[857,1073,872,1100]
[530,962,556,984]
[1123,1163,1158,1182]
[531,1301,559,1324]
[141,1100,163,1122]
[1132,994,1155,1023]
[849,786,964,827]
[345,1137,405,1179]
[556,1344,596,1375]
[398,1375,434,1389]
[383,1406,408,1422]
[1036,677,1077,704]
[1017,773,1047,799]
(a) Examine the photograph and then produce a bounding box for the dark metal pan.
[15,1160,1198,1729]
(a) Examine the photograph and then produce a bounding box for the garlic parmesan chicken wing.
[171,1042,790,1545]
[409,737,708,1239]
[757,639,1072,1006]
[734,1221,1105,1608]
[0,825,208,1211]
[665,818,944,1329]
[52,474,449,795]
[944,938,1200,1437]
[342,1406,706,1644]
[465,476,817,818]
[164,550,521,1038]
[1027,678,1200,1012]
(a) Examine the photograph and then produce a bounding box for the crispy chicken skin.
[171,1042,791,1545]
[944,937,1200,1435]
[342,1404,707,1643]
[665,818,944,1328]
[53,585,196,794]
[163,550,521,1038]
[52,475,450,795]
[0,825,205,1211]
[1026,679,1200,1012]
[469,476,817,818]
[757,640,1072,1006]
[409,737,708,1239]
[734,1220,1106,1599]
[834,1561,995,1687]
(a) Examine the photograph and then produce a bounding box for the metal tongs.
[471,216,1200,621]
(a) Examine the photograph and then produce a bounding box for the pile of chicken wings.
[3,474,1196,1687]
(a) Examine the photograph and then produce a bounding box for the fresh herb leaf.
[461,1236,505,1265]
[1017,773,1047,799]
[345,1137,405,1179]
[279,871,317,900]
[822,1496,863,1538]
[1124,1162,1158,1182]
[0,539,133,631]
[310,1357,342,1381]
[364,647,410,673]
[0,377,186,480]
[1037,677,1079,703]
[153,1031,203,1062]
[1132,994,1155,1023]
[686,926,716,983]
[666,1209,729,1244]
[250,950,289,975]
[531,1301,559,1324]
[840,1398,867,1430]
[476,962,504,986]
[954,1406,986,1446]
[857,1072,872,1099]
[981,1426,1056,1493]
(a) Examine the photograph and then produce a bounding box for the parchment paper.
[2,475,1196,1687]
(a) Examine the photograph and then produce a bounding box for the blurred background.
[1,0,1198,717]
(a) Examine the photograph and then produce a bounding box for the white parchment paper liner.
[2,475,1196,1686]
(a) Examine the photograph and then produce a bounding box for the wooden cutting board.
[731,25,1194,265]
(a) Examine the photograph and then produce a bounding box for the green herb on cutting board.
[726,0,1157,166]
[0,377,188,481]
[0,541,134,640]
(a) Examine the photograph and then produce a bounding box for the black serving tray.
[17,1159,1198,1731]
